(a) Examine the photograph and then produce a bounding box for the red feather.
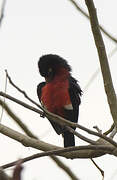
[41,68,71,116]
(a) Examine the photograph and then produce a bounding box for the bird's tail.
[63,131,75,147]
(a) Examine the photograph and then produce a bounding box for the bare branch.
[109,127,117,139]
[0,0,6,27]
[104,123,115,136]
[69,0,117,43]
[1,138,115,170]
[0,98,37,139]
[51,157,80,180]
[0,92,43,116]
[93,126,102,134]
[0,69,7,122]
[85,0,117,127]
[1,92,117,148]
[91,159,104,179]
[5,70,43,111]
[66,126,97,145]
[0,99,79,180]
[0,123,117,159]
[75,123,117,148]
[83,47,117,92]
[2,156,80,180]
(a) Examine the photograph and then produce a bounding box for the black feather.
[62,76,82,147]
[38,54,71,77]
[37,82,46,102]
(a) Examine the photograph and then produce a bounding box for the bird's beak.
[45,77,50,83]
[45,77,47,82]
[45,76,53,83]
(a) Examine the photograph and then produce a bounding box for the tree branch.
[5,70,43,111]
[0,92,43,116]
[69,0,117,43]
[0,123,117,159]
[0,0,6,27]
[68,0,117,93]
[104,123,115,135]
[1,142,114,170]
[0,99,79,180]
[83,47,117,92]
[66,126,97,145]
[109,127,117,139]
[50,157,79,180]
[85,0,117,128]
[1,92,117,148]
[0,98,37,139]
[91,159,104,179]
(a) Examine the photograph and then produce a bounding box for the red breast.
[41,68,71,117]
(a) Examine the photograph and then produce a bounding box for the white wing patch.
[64,104,73,110]
[41,101,73,110]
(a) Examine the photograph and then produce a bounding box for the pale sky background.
[0,0,117,180]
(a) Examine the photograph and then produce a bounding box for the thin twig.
[0,98,37,139]
[91,158,104,179]
[69,0,117,43]
[0,70,7,123]
[5,70,43,111]
[109,127,117,139]
[51,156,79,180]
[0,92,43,116]
[103,123,115,135]
[0,0,6,27]
[69,0,117,98]
[83,46,117,92]
[93,126,102,134]
[76,123,117,148]
[66,126,97,145]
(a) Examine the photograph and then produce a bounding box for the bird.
[37,54,82,147]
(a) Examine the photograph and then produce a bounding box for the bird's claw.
[40,112,45,118]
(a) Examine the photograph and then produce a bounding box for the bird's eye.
[46,68,54,80]
[48,68,52,73]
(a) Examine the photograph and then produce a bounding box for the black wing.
[37,82,63,135]
[63,76,82,147]
[37,82,46,102]
[64,76,82,124]
[69,76,82,122]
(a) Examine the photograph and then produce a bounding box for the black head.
[38,54,71,79]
